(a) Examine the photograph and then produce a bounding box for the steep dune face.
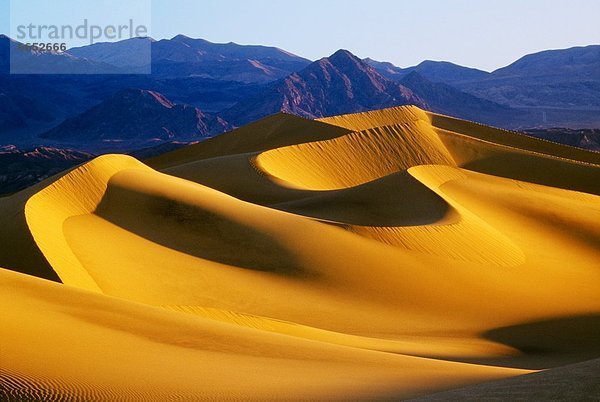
[316,104,430,130]
[255,119,455,190]
[24,155,149,292]
[2,105,600,400]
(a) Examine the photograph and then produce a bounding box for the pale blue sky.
[1,0,599,71]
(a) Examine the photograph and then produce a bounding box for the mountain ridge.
[1,35,599,154]
[220,49,428,126]
[41,88,230,149]
[66,35,311,82]
[221,49,516,127]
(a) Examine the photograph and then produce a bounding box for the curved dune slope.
[1,268,528,401]
[255,119,455,190]
[25,155,149,292]
[2,106,600,400]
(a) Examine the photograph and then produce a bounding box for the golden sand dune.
[2,106,600,400]
[255,119,455,190]
[0,268,528,401]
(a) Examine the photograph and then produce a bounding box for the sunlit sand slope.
[255,119,455,190]
[2,105,600,400]
[1,268,527,401]
[25,155,149,292]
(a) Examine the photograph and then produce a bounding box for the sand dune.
[255,119,455,190]
[2,105,600,400]
[412,357,600,401]
[1,267,529,401]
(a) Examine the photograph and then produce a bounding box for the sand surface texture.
[2,106,599,400]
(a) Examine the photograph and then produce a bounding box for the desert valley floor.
[1,106,599,400]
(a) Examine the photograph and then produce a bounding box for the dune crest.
[254,119,455,190]
[24,155,149,291]
[2,106,600,400]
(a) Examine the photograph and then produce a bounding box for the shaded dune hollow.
[1,105,600,400]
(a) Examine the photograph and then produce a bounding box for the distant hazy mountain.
[2,35,600,156]
[0,37,268,145]
[222,49,516,127]
[0,35,10,73]
[361,58,405,80]
[1,35,121,74]
[492,45,600,81]
[67,35,311,83]
[221,49,426,126]
[366,58,490,84]
[366,45,600,128]
[154,35,307,63]
[409,61,490,83]
[0,94,27,131]
[0,93,55,131]
[42,89,230,147]
[70,75,265,114]
[398,72,521,125]
[458,45,600,112]
[151,58,298,83]
[152,35,311,82]
[522,128,600,152]
[0,73,124,143]
[67,37,154,72]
